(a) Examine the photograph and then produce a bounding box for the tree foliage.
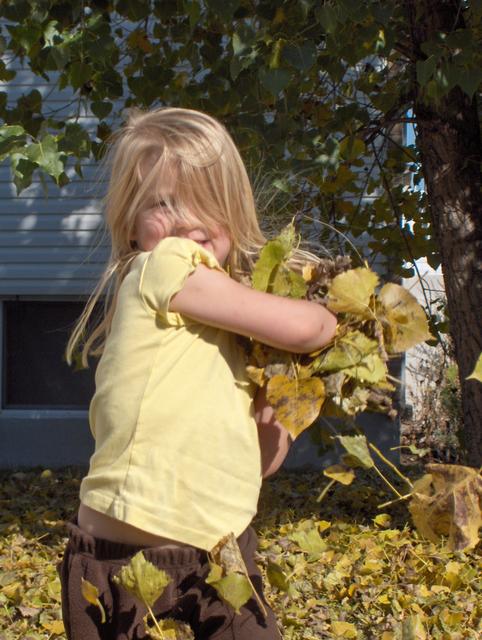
[1,0,481,460]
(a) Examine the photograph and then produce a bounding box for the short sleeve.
[139,237,223,325]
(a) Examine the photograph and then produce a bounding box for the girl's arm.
[170,264,337,352]
[254,385,292,478]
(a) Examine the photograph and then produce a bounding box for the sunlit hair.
[66,107,267,365]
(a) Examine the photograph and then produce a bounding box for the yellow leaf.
[408,464,482,551]
[302,263,316,282]
[245,365,265,386]
[379,283,432,352]
[373,513,391,528]
[466,352,482,382]
[331,620,358,638]
[81,578,106,624]
[41,619,65,635]
[267,374,325,439]
[205,569,253,614]
[327,267,378,314]
[323,464,355,486]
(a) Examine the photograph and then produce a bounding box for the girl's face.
[133,164,231,266]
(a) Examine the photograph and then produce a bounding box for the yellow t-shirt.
[80,237,262,550]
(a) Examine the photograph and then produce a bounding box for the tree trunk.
[406,0,482,466]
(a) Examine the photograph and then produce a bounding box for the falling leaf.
[408,464,482,551]
[337,434,375,470]
[378,283,432,352]
[266,374,325,439]
[466,352,482,382]
[331,620,358,637]
[323,465,355,485]
[113,551,171,608]
[327,267,378,315]
[81,578,106,624]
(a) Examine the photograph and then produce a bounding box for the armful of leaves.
[243,224,432,440]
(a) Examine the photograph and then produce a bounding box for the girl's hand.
[254,385,292,478]
[169,265,337,353]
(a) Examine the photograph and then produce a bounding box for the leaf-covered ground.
[0,468,480,639]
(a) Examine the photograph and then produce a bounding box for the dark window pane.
[4,301,96,409]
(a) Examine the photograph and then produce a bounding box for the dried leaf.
[209,532,246,574]
[266,374,325,439]
[144,615,194,639]
[401,614,427,639]
[323,464,355,485]
[337,434,375,469]
[379,283,432,352]
[81,578,106,624]
[408,464,482,551]
[466,352,482,382]
[327,267,378,314]
[113,551,171,609]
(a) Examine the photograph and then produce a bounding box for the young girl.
[60,107,337,640]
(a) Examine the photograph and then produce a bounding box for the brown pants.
[58,519,281,640]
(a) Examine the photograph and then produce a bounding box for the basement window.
[3,301,97,409]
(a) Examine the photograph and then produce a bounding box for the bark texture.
[406,0,482,465]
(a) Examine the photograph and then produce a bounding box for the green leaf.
[416,55,437,86]
[266,561,290,592]
[316,6,339,33]
[252,225,297,292]
[113,551,171,608]
[24,135,65,181]
[205,566,252,614]
[205,0,240,22]
[337,434,374,469]
[466,353,482,382]
[90,101,113,119]
[457,68,482,99]
[58,123,91,158]
[316,331,378,372]
[282,40,317,72]
[258,67,291,96]
[69,61,92,90]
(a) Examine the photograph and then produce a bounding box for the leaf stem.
[245,573,268,619]
[317,478,336,503]
[372,463,403,499]
[377,492,413,509]
[368,442,414,488]
[146,603,164,638]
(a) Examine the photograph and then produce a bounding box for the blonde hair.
[67,107,267,366]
